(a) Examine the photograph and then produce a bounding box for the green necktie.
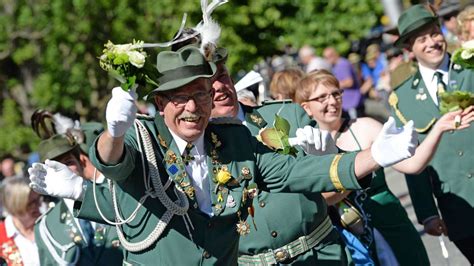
[434,71,446,97]
[182,143,195,165]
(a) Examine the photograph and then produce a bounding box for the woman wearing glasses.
[295,70,474,266]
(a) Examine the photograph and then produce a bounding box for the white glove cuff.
[71,178,85,201]
[371,143,389,168]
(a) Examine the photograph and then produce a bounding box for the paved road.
[384,167,469,266]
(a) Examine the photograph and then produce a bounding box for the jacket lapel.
[155,114,199,209]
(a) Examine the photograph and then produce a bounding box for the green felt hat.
[79,122,104,154]
[394,4,440,48]
[38,134,79,162]
[149,45,217,95]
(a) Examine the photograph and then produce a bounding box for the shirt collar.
[64,198,75,213]
[418,54,449,83]
[236,103,245,122]
[169,130,205,156]
[5,215,18,239]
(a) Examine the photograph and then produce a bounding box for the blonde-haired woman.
[0,176,42,265]
[457,5,474,43]
[295,70,474,265]
[269,68,304,101]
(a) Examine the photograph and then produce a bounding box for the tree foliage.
[0,0,383,156]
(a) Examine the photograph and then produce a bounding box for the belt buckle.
[273,248,290,262]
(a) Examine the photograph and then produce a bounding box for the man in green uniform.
[390,4,474,263]
[196,42,346,264]
[30,45,417,265]
[202,45,350,264]
[30,130,123,265]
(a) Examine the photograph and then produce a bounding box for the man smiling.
[390,4,474,263]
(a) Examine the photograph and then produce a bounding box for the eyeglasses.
[306,90,343,103]
[162,90,212,108]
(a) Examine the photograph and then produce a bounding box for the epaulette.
[136,113,155,121]
[388,91,436,132]
[261,99,293,105]
[390,61,418,90]
[209,117,243,125]
[35,203,55,225]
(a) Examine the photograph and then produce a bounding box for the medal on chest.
[209,131,258,235]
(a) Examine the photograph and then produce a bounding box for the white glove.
[288,126,338,155]
[28,160,85,201]
[371,117,418,167]
[106,87,138,137]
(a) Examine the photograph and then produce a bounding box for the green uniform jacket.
[389,62,474,241]
[239,101,347,265]
[80,114,363,265]
[35,199,123,266]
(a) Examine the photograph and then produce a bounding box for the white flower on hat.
[127,51,146,68]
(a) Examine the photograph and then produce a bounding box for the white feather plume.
[53,113,80,134]
[194,0,228,61]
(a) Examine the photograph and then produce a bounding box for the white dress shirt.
[169,131,213,216]
[4,215,40,266]
[418,55,449,106]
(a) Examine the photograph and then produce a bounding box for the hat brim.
[394,17,439,48]
[40,144,79,162]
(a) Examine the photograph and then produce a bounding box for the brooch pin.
[449,80,458,90]
[226,195,236,208]
[211,132,222,148]
[241,167,252,180]
[416,88,427,101]
[413,78,419,86]
[236,211,250,236]
[453,64,462,70]
[250,114,263,126]
[165,150,178,164]
[247,184,258,199]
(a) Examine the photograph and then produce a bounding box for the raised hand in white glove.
[371,117,418,168]
[106,87,138,137]
[28,160,84,201]
[288,126,338,155]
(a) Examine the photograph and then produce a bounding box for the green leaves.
[257,114,297,156]
[439,91,474,114]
